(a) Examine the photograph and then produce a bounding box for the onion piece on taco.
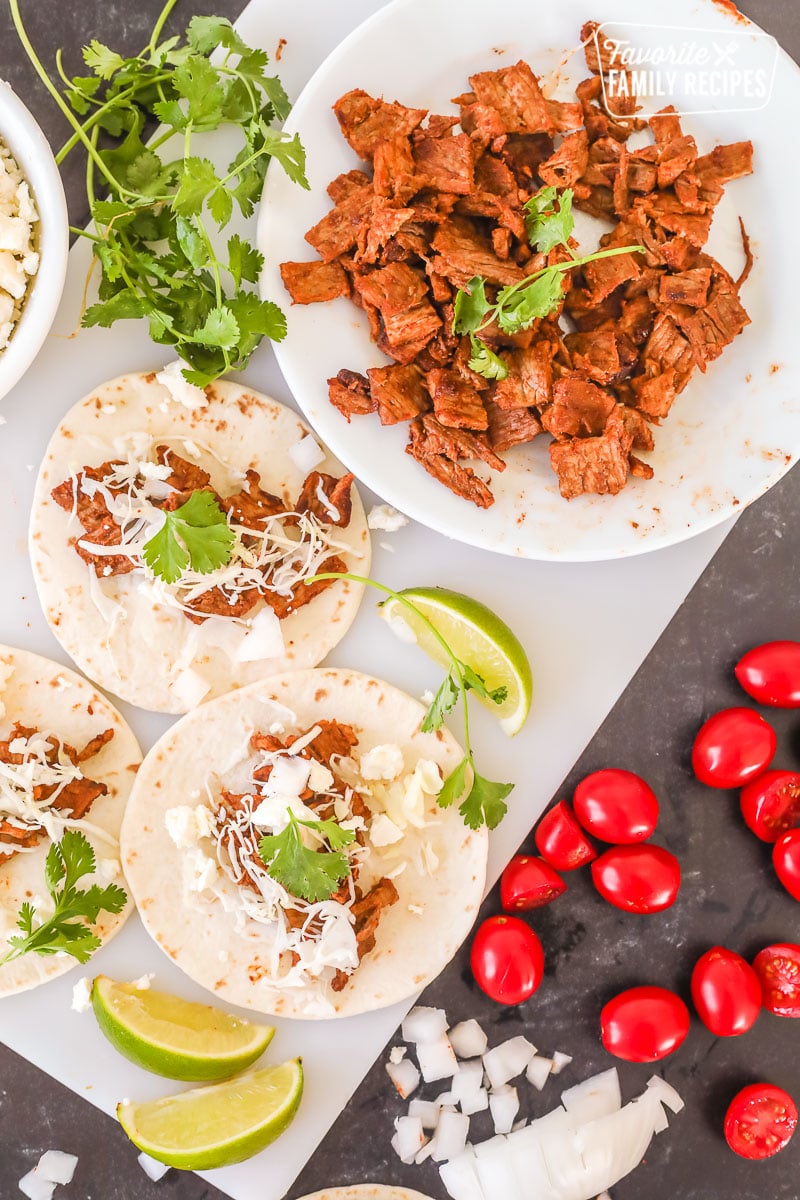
[121,669,487,1019]
[29,372,370,713]
[0,645,141,996]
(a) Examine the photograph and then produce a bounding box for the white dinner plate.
[258,0,800,561]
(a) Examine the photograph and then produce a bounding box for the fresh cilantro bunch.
[0,830,127,967]
[306,572,517,832]
[143,490,235,584]
[259,813,356,903]
[453,185,645,381]
[10,0,308,386]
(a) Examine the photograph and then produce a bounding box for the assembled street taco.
[121,668,487,1019]
[29,370,370,714]
[0,645,141,997]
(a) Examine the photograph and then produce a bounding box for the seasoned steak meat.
[280,28,753,504]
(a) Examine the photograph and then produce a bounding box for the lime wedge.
[92,976,275,1082]
[117,1059,303,1170]
[381,586,532,736]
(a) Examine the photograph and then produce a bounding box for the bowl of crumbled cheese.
[0,79,68,403]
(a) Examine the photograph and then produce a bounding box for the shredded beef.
[328,369,376,421]
[296,471,355,527]
[367,363,430,424]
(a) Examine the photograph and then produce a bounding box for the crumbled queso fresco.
[0,137,39,352]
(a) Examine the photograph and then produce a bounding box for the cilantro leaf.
[83,291,150,327]
[496,270,566,332]
[459,768,512,831]
[421,674,460,733]
[187,15,249,57]
[173,55,226,128]
[259,813,353,902]
[173,157,219,217]
[227,234,264,288]
[461,664,508,706]
[227,294,286,358]
[453,276,489,335]
[0,831,128,969]
[83,39,125,80]
[262,131,309,190]
[437,757,469,809]
[193,305,240,350]
[468,336,508,381]
[523,185,575,253]
[142,490,235,584]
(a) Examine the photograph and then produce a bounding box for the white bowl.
[0,79,68,403]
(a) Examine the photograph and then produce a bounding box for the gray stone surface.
[1,1,799,1199]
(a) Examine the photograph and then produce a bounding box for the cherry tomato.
[600,985,690,1062]
[500,855,566,912]
[735,641,800,708]
[470,916,544,1005]
[753,944,800,1018]
[690,946,762,1037]
[773,829,800,901]
[573,769,659,843]
[740,770,800,842]
[724,1083,798,1159]
[692,707,776,789]
[534,801,596,871]
[591,845,680,914]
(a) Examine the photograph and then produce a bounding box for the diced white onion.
[408,1098,441,1129]
[417,1033,458,1082]
[489,1085,520,1135]
[439,1147,487,1200]
[415,1141,435,1164]
[234,606,285,662]
[388,1045,406,1065]
[391,1115,426,1164]
[169,667,211,708]
[264,754,312,798]
[451,1060,485,1103]
[449,1019,488,1059]
[433,1092,457,1107]
[646,1075,685,1115]
[137,1152,170,1181]
[36,1151,78,1185]
[386,1057,420,1100]
[402,1005,448,1044]
[483,1036,536,1088]
[550,1050,573,1075]
[17,1171,55,1200]
[526,1055,554,1091]
[561,1068,621,1125]
[460,1086,489,1116]
[431,1110,470,1162]
[288,434,325,474]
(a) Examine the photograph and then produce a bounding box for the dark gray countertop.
[1,2,799,1199]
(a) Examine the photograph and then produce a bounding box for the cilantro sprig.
[453,185,645,380]
[9,0,307,386]
[0,830,127,968]
[306,572,516,831]
[142,489,235,585]
[259,813,356,903]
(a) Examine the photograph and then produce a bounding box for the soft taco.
[29,370,370,714]
[0,645,141,996]
[121,668,487,1019]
